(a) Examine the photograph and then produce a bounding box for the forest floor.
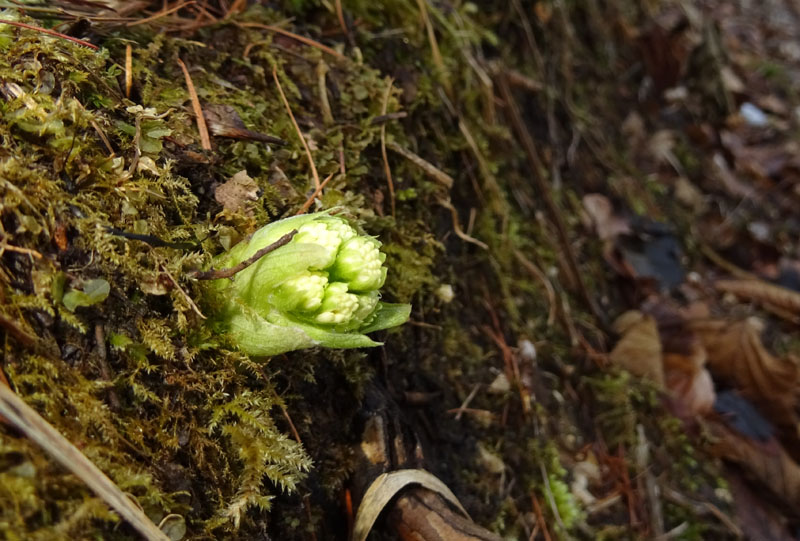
[1,0,800,540]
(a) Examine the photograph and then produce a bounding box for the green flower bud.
[209,210,410,357]
[330,236,387,292]
[314,282,358,325]
[273,271,328,313]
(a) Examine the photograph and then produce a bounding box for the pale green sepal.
[269,312,382,349]
[359,302,411,334]
[225,305,316,357]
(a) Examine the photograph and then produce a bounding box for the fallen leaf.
[690,318,799,429]
[711,420,800,511]
[203,104,287,145]
[715,278,800,314]
[62,279,110,312]
[642,299,715,416]
[215,170,260,214]
[352,469,469,541]
[610,311,664,385]
[582,194,631,242]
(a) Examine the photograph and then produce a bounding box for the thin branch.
[0,19,98,50]
[177,58,211,151]
[273,66,320,190]
[0,384,170,541]
[160,263,206,319]
[191,230,297,280]
[438,198,487,250]
[370,112,407,125]
[0,313,36,348]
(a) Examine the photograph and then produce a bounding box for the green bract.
[212,211,411,356]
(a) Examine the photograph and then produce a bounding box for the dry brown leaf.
[711,421,800,511]
[715,278,800,315]
[665,366,715,417]
[352,469,469,541]
[214,170,259,214]
[610,311,664,385]
[643,299,715,416]
[582,194,631,242]
[690,318,799,428]
[203,104,287,145]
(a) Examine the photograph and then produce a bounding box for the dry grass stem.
[238,22,345,59]
[0,384,170,541]
[177,58,211,150]
[380,79,396,217]
[387,141,453,189]
[273,66,321,190]
[0,18,98,49]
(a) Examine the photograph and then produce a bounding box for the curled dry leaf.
[582,194,631,242]
[214,170,260,214]
[611,308,715,416]
[666,367,715,417]
[352,469,469,541]
[711,420,800,511]
[690,318,799,428]
[203,103,287,145]
[715,279,800,315]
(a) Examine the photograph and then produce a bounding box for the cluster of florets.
[212,211,409,356]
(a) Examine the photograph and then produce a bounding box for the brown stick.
[388,488,502,541]
[191,230,297,280]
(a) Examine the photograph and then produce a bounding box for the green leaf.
[360,302,411,334]
[62,279,110,312]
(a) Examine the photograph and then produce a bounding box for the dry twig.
[387,141,453,189]
[296,173,335,215]
[191,230,297,280]
[497,75,605,327]
[237,22,345,59]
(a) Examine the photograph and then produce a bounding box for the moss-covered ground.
[0,1,740,539]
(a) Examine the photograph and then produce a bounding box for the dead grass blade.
[0,18,98,50]
[177,58,211,150]
[237,22,345,59]
[0,384,170,541]
[273,66,320,190]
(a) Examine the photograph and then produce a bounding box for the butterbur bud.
[210,211,410,356]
